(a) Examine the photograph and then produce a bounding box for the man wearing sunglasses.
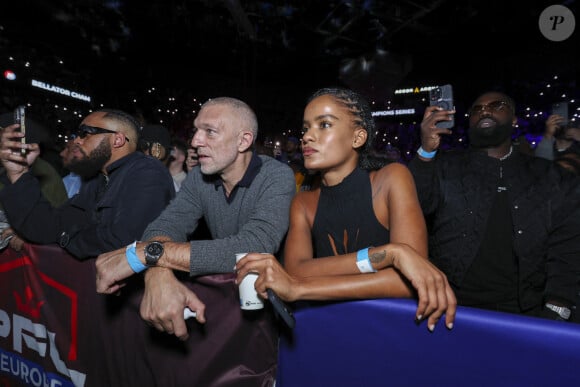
[409,90,580,323]
[0,108,175,259]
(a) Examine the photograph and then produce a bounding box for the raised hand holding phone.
[429,85,454,129]
[551,102,569,138]
[551,102,568,126]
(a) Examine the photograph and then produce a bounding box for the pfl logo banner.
[0,255,86,386]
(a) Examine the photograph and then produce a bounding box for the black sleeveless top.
[312,167,390,258]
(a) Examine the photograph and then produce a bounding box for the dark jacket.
[0,152,175,259]
[0,158,68,209]
[409,148,580,310]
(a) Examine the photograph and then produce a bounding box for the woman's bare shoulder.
[293,188,321,206]
[370,162,412,182]
[291,189,321,227]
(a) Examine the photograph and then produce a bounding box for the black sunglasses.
[76,124,129,141]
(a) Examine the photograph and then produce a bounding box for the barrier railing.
[277,298,580,386]
[3,244,579,386]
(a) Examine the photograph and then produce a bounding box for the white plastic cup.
[235,253,264,310]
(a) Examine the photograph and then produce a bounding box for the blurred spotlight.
[3,70,16,80]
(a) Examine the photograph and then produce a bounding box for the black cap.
[140,124,171,150]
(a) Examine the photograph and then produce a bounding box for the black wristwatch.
[144,241,164,266]
[545,303,571,320]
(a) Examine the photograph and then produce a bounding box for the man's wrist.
[143,266,175,284]
[126,241,147,273]
[417,146,437,160]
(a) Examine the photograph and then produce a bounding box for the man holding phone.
[0,109,68,252]
[0,108,175,259]
[535,111,580,163]
[409,90,580,323]
[0,108,180,385]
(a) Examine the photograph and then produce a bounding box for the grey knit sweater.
[142,154,296,276]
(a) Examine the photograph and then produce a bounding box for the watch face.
[145,242,164,266]
[147,242,163,257]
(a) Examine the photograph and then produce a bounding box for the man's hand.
[0,124,39,182]
[10,236,25,252]
[0,228,24,252]
[545,114,565,138]
[419,106,454,154]
[565,127,580,141]
[95,244,136,294]
[141,268,206,341]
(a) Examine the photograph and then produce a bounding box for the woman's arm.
[282,164,427,298]
[236,163,455,330]
[379,163,427,257]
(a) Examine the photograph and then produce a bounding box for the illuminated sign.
[376,85,444,116]
[394,86,438,95]
[31,79,91,103]
[372,109,416,117]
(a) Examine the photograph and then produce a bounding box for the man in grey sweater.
[95,97,295,386]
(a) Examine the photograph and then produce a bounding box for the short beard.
[468,119,513,148]
[67,138,112,178]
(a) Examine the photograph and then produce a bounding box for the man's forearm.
[137,238,191,273]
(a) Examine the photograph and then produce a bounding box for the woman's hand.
[235,253,299,302]
[370,243,457,331]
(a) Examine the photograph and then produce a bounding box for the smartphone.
[429,85,454,129]
[267,289,295,329]
[13,105,27,155]
[552,102,569,126]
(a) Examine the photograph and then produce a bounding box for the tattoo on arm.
[369,250,386,265]
[369,248,396,269]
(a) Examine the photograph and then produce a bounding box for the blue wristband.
[356,247,376,273]
[126,241,147,273]
[417,146,437,159]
